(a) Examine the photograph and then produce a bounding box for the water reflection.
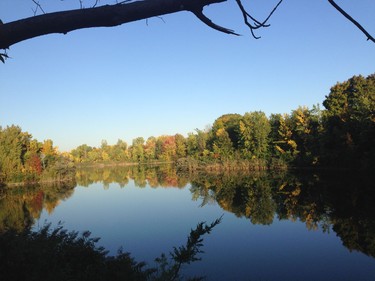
[75,164,189,189]
[0,181,75,232]
[190,172,278,225]
[0,165,374,259]
[190,170,375,258]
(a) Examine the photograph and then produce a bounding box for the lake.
[1,165,375,280]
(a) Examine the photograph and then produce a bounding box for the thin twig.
[157,16,166,24]
[328,0,374,43]
[93,0,100,8]
[145,16,165,27]
[31,0,46,15]
[235,0,284,39]
[236,0,260,39]
[116,0,132,4]
[259,0,284,28]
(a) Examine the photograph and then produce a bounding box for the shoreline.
[1,160,369,187]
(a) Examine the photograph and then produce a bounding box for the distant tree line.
[1,73,374,185]
[71,73,375,170]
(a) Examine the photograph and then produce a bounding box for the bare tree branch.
[0,0,227,50]
[116,0,132,4]
[235,0,284,39]
[157,16,166,24]
[31,0,46,16]
[93,0,100,8]
[328,0,374,43]
[0,0,373,58]
[192,7,239,35]
[146,16,166,26]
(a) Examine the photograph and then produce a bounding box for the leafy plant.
[0,217,222,281]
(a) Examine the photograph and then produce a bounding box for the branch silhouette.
[328,0,374,43]
[0,0,373,62]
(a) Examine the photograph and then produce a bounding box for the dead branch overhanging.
[328,0,375,43]
[1,0,374,55]
[191,0,284,38]
[191,7,239,36]
[235,0,284,39]
[27,0,373,43]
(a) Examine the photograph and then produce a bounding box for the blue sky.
[0,0,374,151]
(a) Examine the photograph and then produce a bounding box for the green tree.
[70,144,93,163]
[212,128,234,160]
[186,133,198,157]
[87,148,103,163]
[174,134,187,159]
[143,137,156,161]
[322,74,375,168]
[269,113,298,163]
[196,129,209,157]
[238,111,271,159]
[0,125,32,182]
[210,114,242,150]
[110,139,129,162]
[131,137,145,162]
[41,139,57,169]
[0,125,74,184]
[185,129,209,159]
[289,106,322,165]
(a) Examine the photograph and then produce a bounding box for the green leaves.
[239,111,271,159]
[322,74,375,168]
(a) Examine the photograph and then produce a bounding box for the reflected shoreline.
[0,164,374,258]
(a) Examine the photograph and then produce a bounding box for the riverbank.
[1,176,76,188]
[75,160,174,168]
[176,157,288,172]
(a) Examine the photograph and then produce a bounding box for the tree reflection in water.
[190,170,375,258]
[0,165,374,258]
[0,181,75,233]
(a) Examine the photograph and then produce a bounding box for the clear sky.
[0,0,374,151]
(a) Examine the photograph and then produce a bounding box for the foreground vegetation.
[0,218,221,281]
[1,73,374,186]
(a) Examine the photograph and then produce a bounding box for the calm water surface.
[2,165,375,280]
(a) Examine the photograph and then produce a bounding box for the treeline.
[71,73,375,170]
[1,73,373,185]
[0,125,75,185]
